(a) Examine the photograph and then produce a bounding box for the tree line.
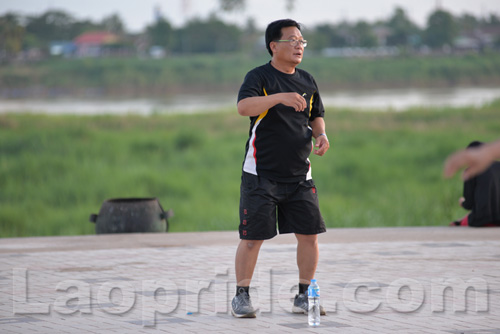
[1,3,500,60]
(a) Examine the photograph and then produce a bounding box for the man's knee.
[295,234,318,246]
[240,239,264,250]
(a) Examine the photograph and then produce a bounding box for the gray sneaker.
[231,291,257,318]
[292,293,326,315]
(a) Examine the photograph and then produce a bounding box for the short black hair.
[265,19,301,56]
[467,141,483,149]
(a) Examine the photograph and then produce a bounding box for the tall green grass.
[1,100,499,237]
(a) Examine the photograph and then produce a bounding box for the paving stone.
[0,227,499,333]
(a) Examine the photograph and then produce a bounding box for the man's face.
[271,26,304,65]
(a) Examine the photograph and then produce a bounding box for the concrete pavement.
[0,227,499,333]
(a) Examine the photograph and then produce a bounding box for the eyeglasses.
[275,39,308,48]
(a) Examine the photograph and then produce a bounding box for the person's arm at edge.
[444,139,500,180]
[310,117,329,157]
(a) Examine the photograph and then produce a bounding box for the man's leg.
[232,239,264,318]
[295,233,319,284]
[292,233,325,315]
[235,239,264,286]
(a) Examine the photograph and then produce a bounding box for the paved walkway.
[1,227,499,333]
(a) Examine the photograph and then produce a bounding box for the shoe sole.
[292,305,327,315]
[292,305,307,314]
[231,309,257,318]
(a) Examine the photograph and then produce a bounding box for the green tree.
[173,16,242,53]
[101,13,126,35]
[307,24,331,51]
[424,9,457,49]
[386,7,420,46]
[25,10,76,45]
[307,24,347,51]
[239,18,262,54]
[457,13,479,33]
[353,21,377,47]
[0,13,25,57]
[484,13,500,26]
[147,17,174,49]
[68,19,103,38]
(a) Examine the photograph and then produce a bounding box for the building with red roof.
[73,31,120,57]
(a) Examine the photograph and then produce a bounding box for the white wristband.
[317,133,328,140]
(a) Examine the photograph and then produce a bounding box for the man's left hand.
[314,135,330,156]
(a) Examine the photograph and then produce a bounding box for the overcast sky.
[1,0,499,33]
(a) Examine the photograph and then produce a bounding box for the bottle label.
[308,287,320,297]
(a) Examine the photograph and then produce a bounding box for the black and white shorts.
[239,172,326,240]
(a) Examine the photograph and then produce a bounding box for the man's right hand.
[280,92,307,112]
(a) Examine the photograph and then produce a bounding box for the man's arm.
[237,93,307,116]
[444,139,500,180]
[310,117,329,157]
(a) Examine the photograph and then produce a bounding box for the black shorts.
[239,172,326,240]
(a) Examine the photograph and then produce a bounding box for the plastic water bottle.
[308,279,320,327]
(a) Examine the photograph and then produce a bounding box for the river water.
[1,86,499,115]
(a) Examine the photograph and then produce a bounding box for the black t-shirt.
[238,62,325,182]
[462,161,500,226]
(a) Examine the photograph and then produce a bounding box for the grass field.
[1,100,499,237]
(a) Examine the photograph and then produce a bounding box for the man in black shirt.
[231,19,330,318]
[451,141,500,227]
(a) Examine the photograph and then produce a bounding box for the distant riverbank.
[2,53,500,99]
